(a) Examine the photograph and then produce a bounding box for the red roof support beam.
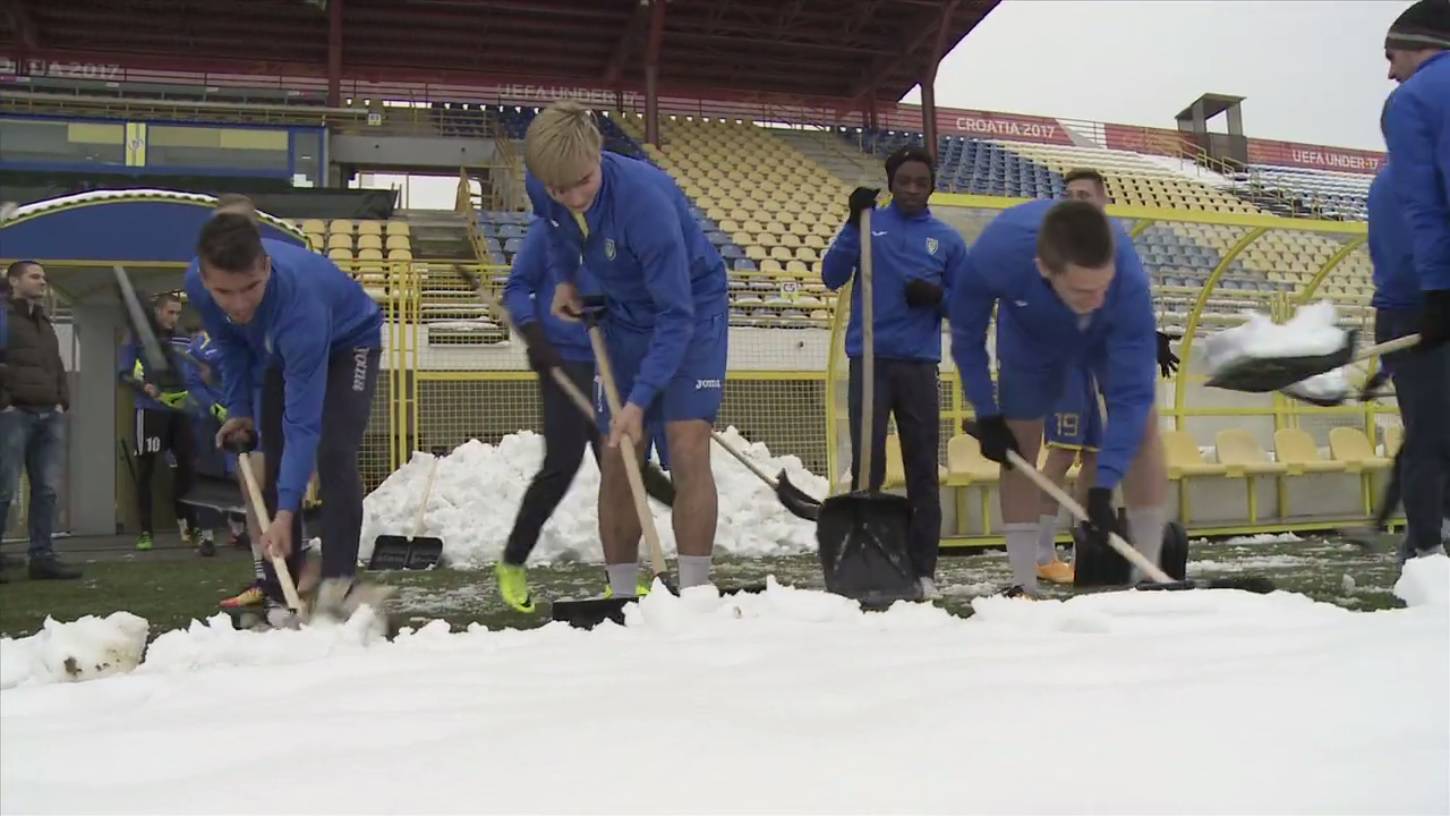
[643,0,667,146]
[3,0,38,72]
[919,0,959,161]
[604,1,650,87]
[327,0,343,107]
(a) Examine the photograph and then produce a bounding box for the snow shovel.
[711,432,821,521]
[814,209,919,606]
[368,454,444,570]
[1207,332,1420,393]
[234,449,304,613]
[550,313,674,629]
[1006,449,1274,594]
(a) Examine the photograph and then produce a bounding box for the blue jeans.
[0,407,66,558]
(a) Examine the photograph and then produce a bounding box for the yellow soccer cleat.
[495,562,536,613]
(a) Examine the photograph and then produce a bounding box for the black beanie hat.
[1386,0,1450,51]
[885,145,936,187]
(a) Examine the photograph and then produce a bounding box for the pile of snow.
[1201,301,1348,376]
[3,583,1445,814]
[1394,553,1449,608]
[0,613,149,690]
[139,611,392,674]
[359,426,828,568]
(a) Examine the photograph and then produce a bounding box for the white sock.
[253,556,265,582]
[1037,513,1060,564]
[678,555,712,589]
[1004,522,1040,594]
[1127,504,1170,582]
[606,563,640,597]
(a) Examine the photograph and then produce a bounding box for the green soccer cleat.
[495,562,536,613]
[600,573,654,600]
[135,532,153,551]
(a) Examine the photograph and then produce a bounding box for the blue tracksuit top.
[185,238,382,512]
[820,202,968,363]
[1384,50,1450,293]
[949,199,1157,490]
[500,220,594,364]
[117,329,193,413]
[526,152,729,410]
[1368,162,1421,311]
[183,331,226,420]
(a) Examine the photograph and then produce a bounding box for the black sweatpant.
[504,362,599,566]
[1377,307,1450,557]
[133,408,195,534]
[503,361,676,566]
[847,357,942,579]
[259,346,379,594]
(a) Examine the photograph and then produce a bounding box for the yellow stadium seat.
[743,220,764,234]
[329,219,353,235]
[357,248,383,261]
[946,434,1000,486]
[1328,426,1392,472]
[804,234,827,250]
[356,221,383,236]
[386,235,411,251]
[305,232,326,252]
[1384,425,1403,456]
[746,245,767,261]
[719,219,741,233]
[1273,428,1345,474]
[356,234,383,251]
[781,233,803,249]
[1216,429,1286,477]
[795,247,819,263]
[786,260,809,275]
[760,258,784,275]
[327,248,353,262]
[754,232,778,247]
[301,218,327,234]
[1162,431,1227,479]
[386,221,410,237]
[326,233,353,251]
[770,246,793,261]
[387,249,413,261]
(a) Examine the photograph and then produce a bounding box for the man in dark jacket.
[0,261,82,580]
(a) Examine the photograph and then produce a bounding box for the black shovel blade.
[368,535,444,571]
[1205,332,1356,393]
[550,583,771,630]
[776,470,822,521]
[1074,521,1189,589]
[816,491,920,604]
[1134,576,1277,594]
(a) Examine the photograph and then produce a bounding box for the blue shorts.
[596,312,728,468]
[1044,366,1103,451]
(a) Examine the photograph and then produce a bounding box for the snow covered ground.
[359,427,828,567]
[2,558,1446,814]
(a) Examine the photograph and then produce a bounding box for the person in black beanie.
[1380,0,1450,559]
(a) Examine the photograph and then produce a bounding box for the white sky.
[902,0,1405,151]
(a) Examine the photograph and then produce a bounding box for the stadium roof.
[1,0,999,102]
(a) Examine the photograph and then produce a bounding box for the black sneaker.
[198,532,217,558]
[29,555,82,580]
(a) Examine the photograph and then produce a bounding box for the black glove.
[520,321,563,373]
[1084,487,1118,542]
[847,187,879,229]
[1156,331,1180,378]
[904,278,944,309]
[1420,289,1450,350]
[962,415,1020,468]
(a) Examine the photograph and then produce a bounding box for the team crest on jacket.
[926,237,939,256]
[604,238,617,260]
